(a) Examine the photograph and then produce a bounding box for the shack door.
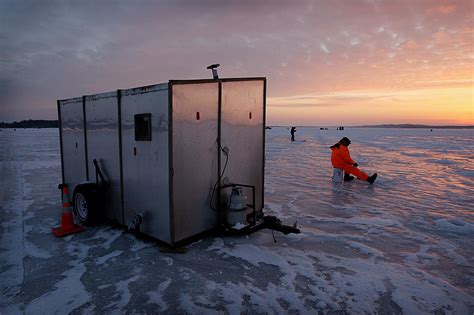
[220,79,265,214]
[120,84,171,243]
[171,82,219,243]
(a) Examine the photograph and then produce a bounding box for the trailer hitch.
[261,215,300,235]
[219,215,300,238]
[248,215,300,243]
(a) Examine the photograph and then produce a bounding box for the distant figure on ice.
[290,127,296,141]
[330,137,377,184]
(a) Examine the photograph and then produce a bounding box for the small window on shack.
[134,113,152,141]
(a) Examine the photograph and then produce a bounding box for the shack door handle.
[133,147,137,156]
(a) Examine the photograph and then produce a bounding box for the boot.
[344,174,355,182]
[367,173,378,184]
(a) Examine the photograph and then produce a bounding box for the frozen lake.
[1,127,473,314]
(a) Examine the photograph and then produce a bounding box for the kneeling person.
[330,137,377,184]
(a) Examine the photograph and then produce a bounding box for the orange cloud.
[433,31,449,43]
[403,40,418,49]
[427,4,457,15]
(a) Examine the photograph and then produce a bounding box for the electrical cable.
[272,229,277,243]
[209,145,229,211]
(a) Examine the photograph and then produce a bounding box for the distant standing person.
[330,137,377,184]
[290,126,296,142]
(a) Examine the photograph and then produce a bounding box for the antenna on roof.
[206,64,220,79]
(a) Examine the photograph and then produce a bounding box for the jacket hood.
[339,137,351,146]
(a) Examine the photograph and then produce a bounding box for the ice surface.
[434,218,474,235]
[146,278,171,311]
[95,250,123,265]
[0,127,473,313]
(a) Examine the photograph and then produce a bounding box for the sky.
[0,0,473,126]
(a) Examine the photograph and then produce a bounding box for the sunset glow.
[269,86,473,125]
[0,0,473,125]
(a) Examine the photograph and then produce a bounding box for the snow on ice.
[0,127,473,314]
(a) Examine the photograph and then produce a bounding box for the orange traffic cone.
[52,184,85,237]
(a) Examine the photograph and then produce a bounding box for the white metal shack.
[58,77,266,245]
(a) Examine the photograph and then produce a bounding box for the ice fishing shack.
[57,67,293,246]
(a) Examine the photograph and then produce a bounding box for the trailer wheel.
[72,183,101,224]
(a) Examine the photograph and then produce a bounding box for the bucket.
[332,168,344,183]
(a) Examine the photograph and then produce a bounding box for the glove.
[353,163,358,167]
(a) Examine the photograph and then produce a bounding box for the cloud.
[403,40,418,49]
[0,0,472,124]
[268,90,400,108]
[432,31,450,43]
[427,4,457,15]
[414,79,473,88]
[320,43,330,54]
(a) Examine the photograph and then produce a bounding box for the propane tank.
[226,187,248,226]
[229,187,246,210]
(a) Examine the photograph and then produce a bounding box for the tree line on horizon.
[0,119,58,129]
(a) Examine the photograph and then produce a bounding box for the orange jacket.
[331,144,355,168]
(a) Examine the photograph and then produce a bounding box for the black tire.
[72,183,102,224]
